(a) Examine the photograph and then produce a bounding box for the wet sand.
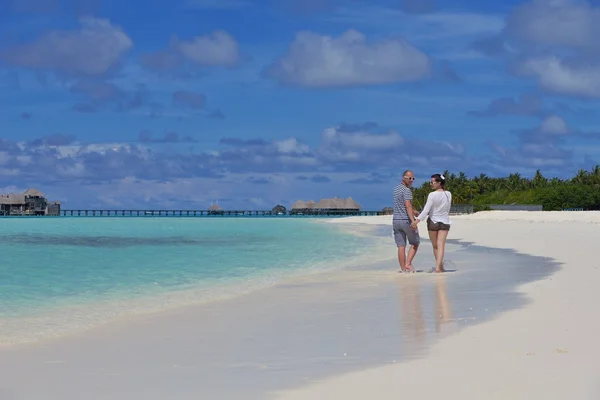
[276,211,600,400]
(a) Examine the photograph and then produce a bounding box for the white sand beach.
[276,211,600,400]
[1,211,599,400]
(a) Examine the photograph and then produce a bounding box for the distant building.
[0,188,60,216]
[272,204,287,215]
[290,197,360,215]
[47,201,61,216]
[381,207,393,215]
[208,203,224,215]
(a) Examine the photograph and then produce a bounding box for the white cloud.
[316,125,407,162]
[0,151,9,166]
[519,56,600,97]
[56,143,144,158]
[0,18,132,76]
[487,1,600,98]
[176,31,240,67]
[325,6,504,42]
[266,29,430,87]
[416,12,505,38]
[540,115,569,135]
[274,137,311,155]
[506,0,600,50]
[321,126,405,150]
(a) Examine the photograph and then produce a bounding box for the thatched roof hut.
[291,200,316,210]
[293,197,360,210]
[0,188,47,205]
[208,203,224,215]
[272,204,287,214]
[342,197,360,210]
[0,193,26,205]
[24,188,44,197]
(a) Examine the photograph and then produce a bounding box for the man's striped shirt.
[393,183,413,221]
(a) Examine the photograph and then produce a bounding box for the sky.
[1,0,599,210]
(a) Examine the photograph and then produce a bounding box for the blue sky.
[1,0,599,209]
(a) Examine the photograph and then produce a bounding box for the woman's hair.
[431,173,446,189]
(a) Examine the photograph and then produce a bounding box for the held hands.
[410,219,419,229]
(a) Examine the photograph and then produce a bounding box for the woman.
[411,174,452,273]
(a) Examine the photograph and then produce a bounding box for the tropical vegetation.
[411,165,600,211]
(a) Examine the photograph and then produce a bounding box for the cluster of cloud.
[464,0,600,171]
[0,17,131,78]
[5,0,599,98]
[471,95,600,169]
[0,121,473,207]
[473,0,600,99]
[142,30,240,73]
[0,9,437,97]
[3,118,589,208]
[0,17,227,117]
[265,29,431,87]
[0,123,469,184]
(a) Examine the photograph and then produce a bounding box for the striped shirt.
[393,183,413,221]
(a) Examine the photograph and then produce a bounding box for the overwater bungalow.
[290,197,361,215]
[271,204,287,215]
[208,203,224,215]
[0,188,60,216]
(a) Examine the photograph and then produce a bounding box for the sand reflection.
[433,276,452,333]
[398,275,454,348]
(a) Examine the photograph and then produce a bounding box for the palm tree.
[532,169,547,188]
[572,169,588,185]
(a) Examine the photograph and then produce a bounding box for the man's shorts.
[427,219,451,232]
[393,219,420,247]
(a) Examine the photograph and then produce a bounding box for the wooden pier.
[55,209,385,217]
[53,204,474,217]
[1,204,475,217]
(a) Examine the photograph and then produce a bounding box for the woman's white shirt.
[417,190,452,224]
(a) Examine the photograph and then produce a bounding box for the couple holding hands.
[392,170,452,273]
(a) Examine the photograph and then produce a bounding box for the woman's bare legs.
[428,230,439,270]
[435,230,449,273]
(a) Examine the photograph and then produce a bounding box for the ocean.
[0,217,389,344]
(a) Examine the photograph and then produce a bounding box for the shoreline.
[275,211,600,399]
[0,211,569,400]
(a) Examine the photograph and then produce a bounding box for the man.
[393,169,420,272]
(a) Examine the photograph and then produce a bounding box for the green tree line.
[411,165,600,211]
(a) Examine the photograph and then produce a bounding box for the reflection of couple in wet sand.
[398,275,454,346]
[392,170,453,273]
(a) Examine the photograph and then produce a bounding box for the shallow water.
[0,217,388,344]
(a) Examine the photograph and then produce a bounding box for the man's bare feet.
[405,264,415,272]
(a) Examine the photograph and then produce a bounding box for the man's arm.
[404,199,415,223]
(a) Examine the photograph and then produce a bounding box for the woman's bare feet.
[405,264,415,272]
[434,262,445,273]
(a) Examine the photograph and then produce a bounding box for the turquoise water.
[0,217,385,343]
